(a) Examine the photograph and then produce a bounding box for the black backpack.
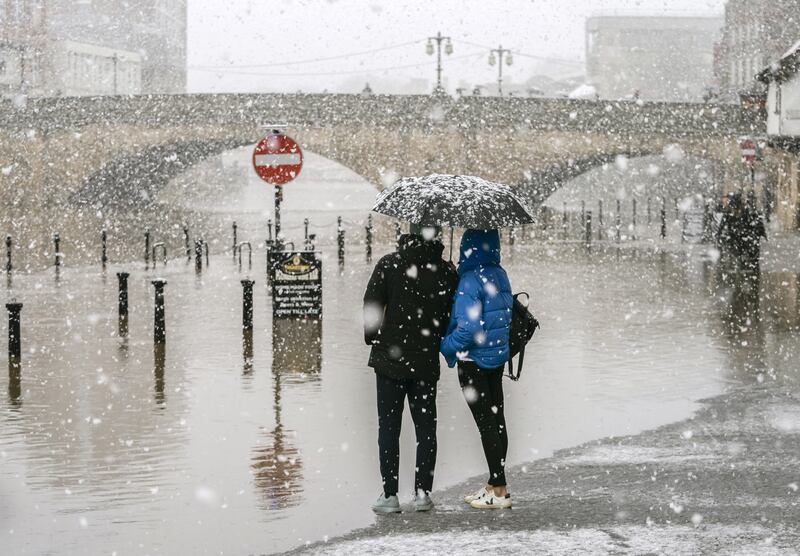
[507,292,540,381]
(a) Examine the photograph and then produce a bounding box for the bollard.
[585,210,593,245]
[117,272,129,337]
[702,201,712,244]
[5,235,11,272]
[632,199,637,241]
[681,213,687,244]
[337,216,345,266]
[675,197,679,220]
[241,279,254,331]
[154,343,166,405]
[194,239,202,271]
[395,222,402,245]
[183,224,190,260]
[580,200,586,231]
[152,280,167,344]
[101,229,108,267]
[145,230,151,267]
[509,225,516,246]
[647,197,652,225]
[365,214,373,262]
[615,200,621,243]
[232,221,238,257]
[598,200,604,240]
[562,202,568,239]
[267,219,274,244]
[7,301,22,361]
[304,218,309,248]
[53,232,61,267]
[660,199,667,239]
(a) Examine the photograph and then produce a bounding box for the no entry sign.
[740,138,756,164]
[252,132,303,185]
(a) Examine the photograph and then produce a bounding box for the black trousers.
[458,362,508,487]
[376,373,437,497]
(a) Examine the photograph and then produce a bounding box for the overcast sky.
[187,0,726,94]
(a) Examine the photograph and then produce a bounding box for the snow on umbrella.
[372,174,534,228]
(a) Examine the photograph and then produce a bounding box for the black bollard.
[660,199,667,239]
[585,210,593,246]
[304,218,309,249]
[598,200,604,240]
[232,221,238,258]
[183,224,190,260]
[337,216,345,266]
[194,239,202,272]
[145,230,151,267]
[7,301,22,361]
[154,343,166,405]
[101,229,108,267]
[562,201,568,239]
[117,272,129,337]
[241,279,254,331]
[647,197,652,225]
[53,232,61,267]
[580,200,586,231]
[365,214,373,262]
[5,235,11,272]
[152,279,167,344]
[267,219,274,244]
[615,200,621,243]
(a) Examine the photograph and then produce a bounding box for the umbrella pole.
[449,227,454,261]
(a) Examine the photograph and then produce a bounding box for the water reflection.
[8,357,21,406]
[154,343,166,406]
[251,320,322,510]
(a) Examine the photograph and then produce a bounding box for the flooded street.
[1,154,798,555]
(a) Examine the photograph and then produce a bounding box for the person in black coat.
[363,228,458,513]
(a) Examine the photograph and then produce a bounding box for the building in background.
[718,0,800,102]
[585,15,722,102]
[0,0,185,97]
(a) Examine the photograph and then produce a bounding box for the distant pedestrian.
[363,226,458,514]
[441,229,514,509]
[717,193,767,272]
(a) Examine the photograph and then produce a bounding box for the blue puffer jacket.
[441,229,513,369]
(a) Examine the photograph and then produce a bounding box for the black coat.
[363,234,459,382]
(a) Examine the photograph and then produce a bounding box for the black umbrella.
[372,174,534,229]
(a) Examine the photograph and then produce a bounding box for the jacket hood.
[458,229,501,274]
[398,233,445,263]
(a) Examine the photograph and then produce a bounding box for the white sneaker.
[372,494,401,514]
[413,492,434,512]
[469,491,512,509]
[463,486,490,504]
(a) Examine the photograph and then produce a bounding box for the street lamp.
[488,45,513,96]
[426,31,452,94]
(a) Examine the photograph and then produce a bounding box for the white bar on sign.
[255,153,301,166]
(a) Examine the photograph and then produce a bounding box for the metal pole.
[6,302,22,361]
[101,229,108,267]
[598,200,603,240]
[152,280,167,344]
[5,235,11,272]
[585,210,593,246]
[365,214,373,262]
[117,272,129,337]
[580,200,586,231]
[183,224,190,259]
[337,216,345,266]
[436,32,443,89]
[53,232,60,267]
[194,240,202,272]
[562,201,568,239]
[647,197,652,225]
[274,185,283,247]
[232,221,237,257]
[661,199,667,239]
[241,279,254,331]
[145,229,150,267]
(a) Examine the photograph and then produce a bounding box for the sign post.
[252,130,304,245]
[740,137,756,189]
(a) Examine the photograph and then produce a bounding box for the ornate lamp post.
[426,31,453,94]
[488,45,513,96]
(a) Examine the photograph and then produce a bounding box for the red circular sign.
[252,133,303,185]
[740,139,756,164]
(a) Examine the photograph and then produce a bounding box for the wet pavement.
[1,152,798,555]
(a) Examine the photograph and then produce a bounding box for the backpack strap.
[507,344,525,381]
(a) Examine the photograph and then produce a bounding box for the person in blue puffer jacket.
[441,228,514,510]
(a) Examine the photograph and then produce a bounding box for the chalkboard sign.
[268,251,322,319]
[683,209,706,243]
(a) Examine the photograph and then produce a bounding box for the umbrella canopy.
[372,174,534,228]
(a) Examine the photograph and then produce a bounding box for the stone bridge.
[0,93,762,207]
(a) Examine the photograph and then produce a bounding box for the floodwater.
[1,153,798,555]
